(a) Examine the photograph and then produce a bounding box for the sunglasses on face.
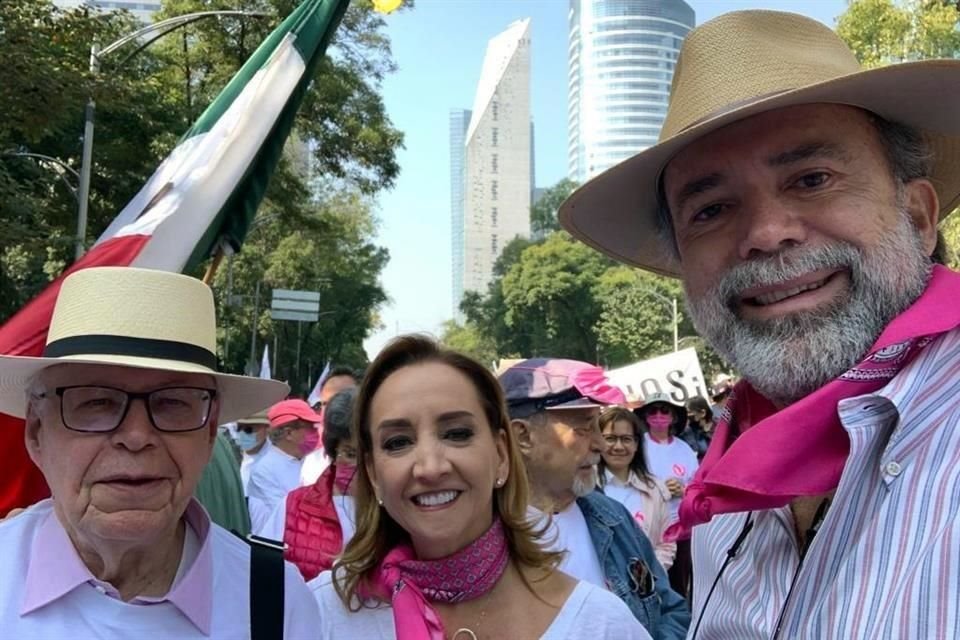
[646,406,672,415]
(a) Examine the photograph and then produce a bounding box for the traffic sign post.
[270,289,321,381]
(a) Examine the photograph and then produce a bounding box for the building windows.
[491,234,498,255]
[491,153,498,173]
[492,102,499,121]
[491,206,498,226]
[491,127,499,147]
[491,180,498,200]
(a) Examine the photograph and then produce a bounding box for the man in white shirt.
[247,399,319,533]
[299,367,357,486]
[499,358,690,640]
[235,411,271,496]
[0,267,319,638]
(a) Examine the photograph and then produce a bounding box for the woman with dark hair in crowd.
[313,335,650,640]
[597,406,675,570]
[679,396,713,460]
[260,387,359,581]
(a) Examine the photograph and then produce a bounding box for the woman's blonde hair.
[333,334,562,609]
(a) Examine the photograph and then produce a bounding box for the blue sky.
[363,0,848,358]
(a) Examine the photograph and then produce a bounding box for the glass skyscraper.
[568,0,695,183]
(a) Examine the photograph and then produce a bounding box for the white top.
[247,445,302,534]
[299,448,331,486]
[0,499,320,639]
[642,433,699,521]
[311,573,651,640]
[533,503,606,588]
[240,438,272,496]
[260,491,357,546]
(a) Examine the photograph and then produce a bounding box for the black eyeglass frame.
[50,385,217,434]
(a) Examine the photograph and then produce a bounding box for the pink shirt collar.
[21,498,214,635]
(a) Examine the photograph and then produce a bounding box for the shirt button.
[884,461,902,477]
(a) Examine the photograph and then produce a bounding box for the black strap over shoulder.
[248,534,286,640]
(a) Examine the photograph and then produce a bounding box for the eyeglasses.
[603,434,637,447]
[44,385,216,433]
[645,406,672,415]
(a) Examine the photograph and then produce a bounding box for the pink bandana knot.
[673,266,960,538]
[365,517,509,640]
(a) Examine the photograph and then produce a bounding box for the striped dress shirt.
[688,328,960,640]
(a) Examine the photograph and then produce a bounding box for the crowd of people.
[3,7,960,639]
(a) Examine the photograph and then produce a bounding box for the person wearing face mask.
[258,388,359,581]
[247,399,322,534]
[635,394,698,598]
[235,411,271,496]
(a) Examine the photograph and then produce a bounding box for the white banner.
[606,348,709,404]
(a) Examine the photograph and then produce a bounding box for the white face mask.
[235,430,260,452]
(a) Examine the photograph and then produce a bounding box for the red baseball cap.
[267,399,323,429]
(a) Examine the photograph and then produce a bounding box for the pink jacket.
[604,470,677,570]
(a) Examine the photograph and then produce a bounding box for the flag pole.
[202,246,225,285]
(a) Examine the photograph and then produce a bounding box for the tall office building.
[568,0,694,183]
[453,18,532,315]
[54,0,161,23]
[449,108,472,319]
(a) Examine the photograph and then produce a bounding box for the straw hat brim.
[559,60,960,277]
[0,354,289,424]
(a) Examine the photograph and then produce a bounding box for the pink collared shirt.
[21,499,213,633]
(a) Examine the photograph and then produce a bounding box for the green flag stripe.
[185,0,348,140]
[183,0,351,271]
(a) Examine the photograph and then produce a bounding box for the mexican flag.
[0,0,351,512]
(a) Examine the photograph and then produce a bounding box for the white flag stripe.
[260,344,272,380]
[95,34,307,273]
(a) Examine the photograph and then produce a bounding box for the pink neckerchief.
[666,265,960,541]
[364,517,509,640]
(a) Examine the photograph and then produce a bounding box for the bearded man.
[559,10,960,639]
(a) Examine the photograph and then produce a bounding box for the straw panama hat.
[559,9,960,277]
[0,267,289,423]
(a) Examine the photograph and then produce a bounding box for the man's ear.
[510,418,534,458]
[24,402,44,467]
[903,177,940,256]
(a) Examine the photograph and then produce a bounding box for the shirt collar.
[21,498,214,636]
[604,468,656,496]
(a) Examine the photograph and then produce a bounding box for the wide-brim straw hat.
[559,10,960,277]
[0,267,288,423]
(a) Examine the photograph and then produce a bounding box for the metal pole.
[295,321,302,387]
[249,281,260,373]
[76,42,99,260]
[672,297,679,352]
[272,333,278,378]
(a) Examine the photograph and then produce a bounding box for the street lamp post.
[1,151,81,203]
[74,10,268,260]
[642,289,679,352]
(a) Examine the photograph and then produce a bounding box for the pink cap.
[267,399,323,429]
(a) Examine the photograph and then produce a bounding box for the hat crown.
[662,10,861,141]
[48,267,216,354]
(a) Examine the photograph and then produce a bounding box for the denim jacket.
[577,491,691,640]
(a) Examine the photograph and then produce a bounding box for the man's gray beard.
[572,466,599,497]
[685,212,932,407]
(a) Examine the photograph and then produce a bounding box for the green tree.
[530,178,578,238]
[439,319,497,366]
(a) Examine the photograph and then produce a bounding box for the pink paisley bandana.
[365,517,509,640]
[666,266,960,541]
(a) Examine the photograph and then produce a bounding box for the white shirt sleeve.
[256,497,288,540]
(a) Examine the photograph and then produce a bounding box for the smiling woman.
[312,335,651,640]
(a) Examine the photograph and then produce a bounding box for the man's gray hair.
[653,113,935,260]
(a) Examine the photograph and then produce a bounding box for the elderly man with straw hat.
[0,267,320,638]
[559,10,960,639]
